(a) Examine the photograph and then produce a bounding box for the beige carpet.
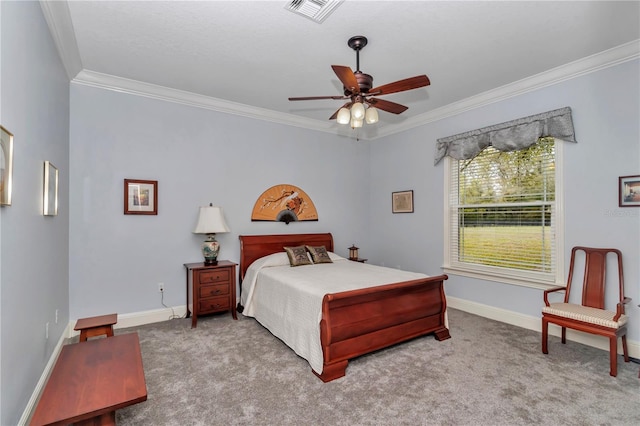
[114,308,640,425]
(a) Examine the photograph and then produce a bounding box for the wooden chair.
[542,247,631,377]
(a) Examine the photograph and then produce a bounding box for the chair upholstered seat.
[542,303,628,329]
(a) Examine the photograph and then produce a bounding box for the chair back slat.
[582,250,607,309]
[568,247,624,310]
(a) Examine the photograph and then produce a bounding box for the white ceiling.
[42,0,640,139]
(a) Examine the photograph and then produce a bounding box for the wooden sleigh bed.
[238,233,450,382]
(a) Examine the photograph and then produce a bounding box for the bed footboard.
[314,274,449,382]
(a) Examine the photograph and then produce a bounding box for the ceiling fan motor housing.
[344,72,373,96]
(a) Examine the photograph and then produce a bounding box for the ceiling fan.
[288,35,430,127]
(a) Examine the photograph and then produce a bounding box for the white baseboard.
[447,296,640,359]
[63,305,189,338]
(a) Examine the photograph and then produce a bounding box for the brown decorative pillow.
[306,245,333,264]
[284,246,312,267]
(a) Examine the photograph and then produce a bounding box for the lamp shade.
[193,205,230,234]
[365,107,379,124]
[337,107,351,124]
[351,102,365,120]
[350,118,363,128]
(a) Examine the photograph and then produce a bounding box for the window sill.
[442,265,565,291]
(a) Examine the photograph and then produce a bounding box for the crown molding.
[72,70,339,134]
[373,39,640,140]
[39,0,82,80]
[71,40,639,140]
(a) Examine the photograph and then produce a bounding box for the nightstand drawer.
[199,296,230,313]
[199,283,229,298]
[198,269,230,284]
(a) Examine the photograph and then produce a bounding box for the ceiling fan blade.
[289,95,347,101]
[329,102,353,120]
[366,98,408,114]
[369,75,430,96]
[332,65,360,94]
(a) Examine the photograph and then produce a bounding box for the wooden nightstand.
[184,260,237,328]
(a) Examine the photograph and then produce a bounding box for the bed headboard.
[238,233,334,281]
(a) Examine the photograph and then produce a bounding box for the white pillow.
[247,252,291,271]
[328,251,347,261]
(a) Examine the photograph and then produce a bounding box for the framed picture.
[1,125,14,206]
[392,190,414,213]
[619,175,640,207]
[43,161,59,216]
[124,179,158,215]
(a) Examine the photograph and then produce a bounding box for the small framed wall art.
[392,190,414,213]
[619,175,640,207]
[1,125,14,206]
[124,179,158,215]
[43,161,59,216]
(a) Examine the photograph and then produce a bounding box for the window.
[444,137,563,288]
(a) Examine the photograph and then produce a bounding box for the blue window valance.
[434,107,577,165]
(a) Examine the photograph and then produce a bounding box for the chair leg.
[541,318,549,354]
[609,337,618,377]
[561,327,566,344]
[622,335,629,362]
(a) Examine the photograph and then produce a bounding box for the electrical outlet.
[55,309,59,324]
[158,283,164,293]
[45,322,49,340]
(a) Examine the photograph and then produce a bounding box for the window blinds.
[448,139,556,277]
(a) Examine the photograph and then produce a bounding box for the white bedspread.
[241,252,429,374]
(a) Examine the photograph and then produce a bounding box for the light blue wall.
[68,84,371,319]
[1,2,638,423]
[0,1,70,424]
[369,59,640,342]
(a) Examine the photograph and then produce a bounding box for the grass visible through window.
[460,226,552,271]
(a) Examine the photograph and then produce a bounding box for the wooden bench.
[30,333,147,425]
[74,313,117,342]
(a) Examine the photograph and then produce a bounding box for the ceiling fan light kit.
[288,35,430,129]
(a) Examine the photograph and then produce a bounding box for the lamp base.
[202,234,220,266]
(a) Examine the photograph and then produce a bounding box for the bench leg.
[79,325,114,342]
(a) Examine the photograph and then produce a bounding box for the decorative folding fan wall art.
[251,184,318,224]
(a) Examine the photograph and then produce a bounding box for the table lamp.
[193,203,230,264]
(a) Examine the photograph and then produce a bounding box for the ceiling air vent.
[285,0,343,23]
